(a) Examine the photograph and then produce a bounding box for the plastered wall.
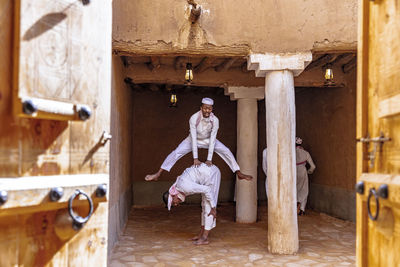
[113,0,357,54]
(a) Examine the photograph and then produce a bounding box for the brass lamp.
[185,63,193,83]
[324,64,334,85]
[170,91,177,108]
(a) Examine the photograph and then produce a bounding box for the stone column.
[225,87,264,223]
[248,53,312,254]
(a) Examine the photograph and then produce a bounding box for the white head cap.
[295,137,303,145]
[201,97,214,105]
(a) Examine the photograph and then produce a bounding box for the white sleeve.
[207,117,219,161]
[181,180,216,208]
[189,113,198,159]
[306,152,316,173]
[262,148,267,176]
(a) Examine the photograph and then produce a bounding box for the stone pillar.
[248,53,312,254]
[225,87,264,223]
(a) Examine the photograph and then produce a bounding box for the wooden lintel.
[215,58,237,72]
[147,56,161,71]
[112,40,251,57]
[194,57,215,73]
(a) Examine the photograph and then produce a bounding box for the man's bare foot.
[193,238,209,245]
[237,171,252,181]
[145,173,160,181]
[190,235,200,241]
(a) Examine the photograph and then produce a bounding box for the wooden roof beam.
[194,57,215,73]
[342,57,357,73]
[147,56,161,71]
[174,56,186,70]
[306,54,332,69]
[215,58,237,72]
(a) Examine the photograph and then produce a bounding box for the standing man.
[295,137,316,215]
[262,147,268,198]
[145,97,252,181]
[165,163,221,245]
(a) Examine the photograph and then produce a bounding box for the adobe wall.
[108,56,135,253]
[113,0,357,55]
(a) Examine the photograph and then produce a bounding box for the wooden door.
[357,0,400,266]
[0,0,112,266]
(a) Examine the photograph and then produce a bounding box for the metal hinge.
[357,132,391,168]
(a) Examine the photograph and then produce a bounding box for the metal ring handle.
[367,188,379,221]
[68,189,94,228]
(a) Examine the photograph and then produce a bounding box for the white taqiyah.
[201,98,214,105]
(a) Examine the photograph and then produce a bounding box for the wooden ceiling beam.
[306,54,332,69]
[215,58,237,72]
[342,57,357,73]
[174,56,186,70]
[194,57,215,73]
[147,56,161,71]
[241,62,250,73]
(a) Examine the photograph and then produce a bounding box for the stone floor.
[109,205,356,267]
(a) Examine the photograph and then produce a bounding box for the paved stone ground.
[109,205,355,267]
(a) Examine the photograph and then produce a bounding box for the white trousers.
[296,165,309,211]
[161,137,240,173]
[201,171,221,230]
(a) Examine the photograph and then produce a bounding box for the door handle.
[68,189,94,230]
[367,188,379,221]
[367,184,389,221]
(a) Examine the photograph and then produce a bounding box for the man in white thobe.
[262,147,268,198]
[295,137,316,215]
[145,97,252,181]
[166,163,221,245]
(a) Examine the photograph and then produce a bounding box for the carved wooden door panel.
[357,0,400,266]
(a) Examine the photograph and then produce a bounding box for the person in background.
[295,137,316,216]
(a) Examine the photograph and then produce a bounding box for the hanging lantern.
[324,64,334,84]
[170,92,177,108]
[185,63,193,83]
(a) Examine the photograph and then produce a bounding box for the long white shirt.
[296,146,316,210]
[189,111,219,161]
[262,148,268,197]
[175,164,221,208]
[262,148,267,176]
